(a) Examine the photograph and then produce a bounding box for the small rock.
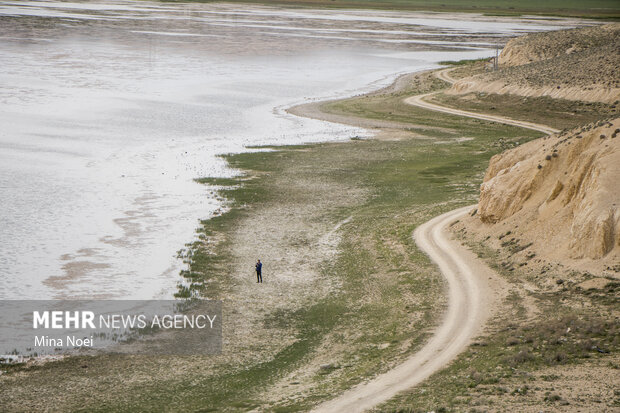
[556,279,564,285]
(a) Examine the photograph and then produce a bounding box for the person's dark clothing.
[256,262,262,283]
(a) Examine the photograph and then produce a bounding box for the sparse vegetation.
[2,47,617,411]
[0,65,541,411]
[375,288,619,412]
[431,93,618,130]
[450,24,620,106]
[438,58,488,66]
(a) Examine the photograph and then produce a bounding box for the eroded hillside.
[470,118,619,275]
[449,24,620,104]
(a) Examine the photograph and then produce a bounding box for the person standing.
[255,259,262,283]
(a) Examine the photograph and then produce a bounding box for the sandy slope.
[404,69,559,135]
[474,118,620,274]
[311,206,503,412]
[450,24,620,104]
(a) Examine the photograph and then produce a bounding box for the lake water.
[0,1,579,299]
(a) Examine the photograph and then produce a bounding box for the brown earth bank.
[473,117,620,275]
[449,23,620,104]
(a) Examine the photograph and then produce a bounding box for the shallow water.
[0,0,580,299]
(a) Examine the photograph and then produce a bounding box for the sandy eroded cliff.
[476,118,619,266]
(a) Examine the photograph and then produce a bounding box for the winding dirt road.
[312,206,496,413]
[404,69,560,135]
[312,68,557,413]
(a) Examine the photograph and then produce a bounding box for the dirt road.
[311,206,501,412]
[312,68,558,413]
[404,69,560,135]
[434,67,457,84]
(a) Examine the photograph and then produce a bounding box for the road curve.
[404,69,560,136]
[434,67,457,84]
[311,206,488,413]
[312,68,558,413]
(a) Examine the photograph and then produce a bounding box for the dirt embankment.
[448,24,620,104]
[470,118,619,275]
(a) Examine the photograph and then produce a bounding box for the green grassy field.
[168,0,620,19]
